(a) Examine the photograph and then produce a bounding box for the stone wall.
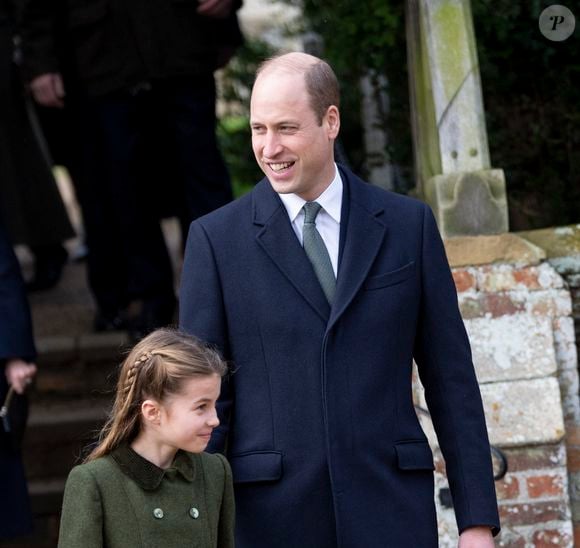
[415,234,580,547]
[519,226,580,546]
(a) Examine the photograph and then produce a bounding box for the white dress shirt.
[278,165,342,277]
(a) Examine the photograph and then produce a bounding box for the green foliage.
[297,0,401,73]
[217,115,257,198]
[278,1,411,186]
[218,40,275,197]
[472,1,580,229]
[219,39,275,110]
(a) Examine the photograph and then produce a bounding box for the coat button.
[153,508,164,519]
[189,507,200,519]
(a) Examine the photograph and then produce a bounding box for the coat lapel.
[328,168,387,332]
[253,180,331,323]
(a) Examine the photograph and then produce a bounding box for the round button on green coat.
[189,507,200,519]
[153,508,164,519]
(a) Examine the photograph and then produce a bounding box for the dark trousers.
[77,74,232,322]
[35,95,128,317]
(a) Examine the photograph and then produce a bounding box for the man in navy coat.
[0,221,37,539]
[180,52,499,547]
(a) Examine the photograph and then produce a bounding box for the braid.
[123,350,164,398]
[123,351,153,396]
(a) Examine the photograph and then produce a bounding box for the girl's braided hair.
[85,328,227,462]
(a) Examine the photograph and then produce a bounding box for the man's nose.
[263,132,282,158]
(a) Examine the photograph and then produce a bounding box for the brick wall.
[495,445,572,546]
[519,226,580,545]
[548,258,580,546]
[416,256,579,547]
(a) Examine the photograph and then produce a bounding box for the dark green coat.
[58,446,234,548]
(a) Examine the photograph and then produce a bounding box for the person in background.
[0,0,74,292]
[58,328,234,548]
[19,0,244,338]
[180,52,499,547]
[0,220,38,541]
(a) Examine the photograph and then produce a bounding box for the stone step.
[24,399,110,481]
[33,332,129,399]
[28,478,67,517]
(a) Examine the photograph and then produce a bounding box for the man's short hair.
[304,60,340,124]
[257,54,340,125]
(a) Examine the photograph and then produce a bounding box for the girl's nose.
[208,408,220,427]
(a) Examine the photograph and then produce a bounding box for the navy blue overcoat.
[0,222,36,539]
[180,165,500,547]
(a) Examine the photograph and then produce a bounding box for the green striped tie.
[302,202,336,304]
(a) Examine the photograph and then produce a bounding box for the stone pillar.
[406,0,508,237]
[414,234,579,546]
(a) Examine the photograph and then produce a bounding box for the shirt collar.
[111,444,195,490]
[279,164,343,223]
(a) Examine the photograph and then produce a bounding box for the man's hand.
[196,0,233,19]
[458,526,495,547]
[30,73,65,108]
[5,359,37,394]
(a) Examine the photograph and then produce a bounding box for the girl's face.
[158,374,221,453]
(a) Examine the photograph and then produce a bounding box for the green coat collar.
[111,445,195,490]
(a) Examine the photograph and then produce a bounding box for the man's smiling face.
[250,69,339,202]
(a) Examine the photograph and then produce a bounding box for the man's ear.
[325,105,340,140]
[141,399,161,425]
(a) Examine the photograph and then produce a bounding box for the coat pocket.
[364,261,416,290]
[394,440,435,471]
[229,451,283,484]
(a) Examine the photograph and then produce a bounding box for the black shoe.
[26,245,68,292]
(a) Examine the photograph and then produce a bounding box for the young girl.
[58,328,234,548]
